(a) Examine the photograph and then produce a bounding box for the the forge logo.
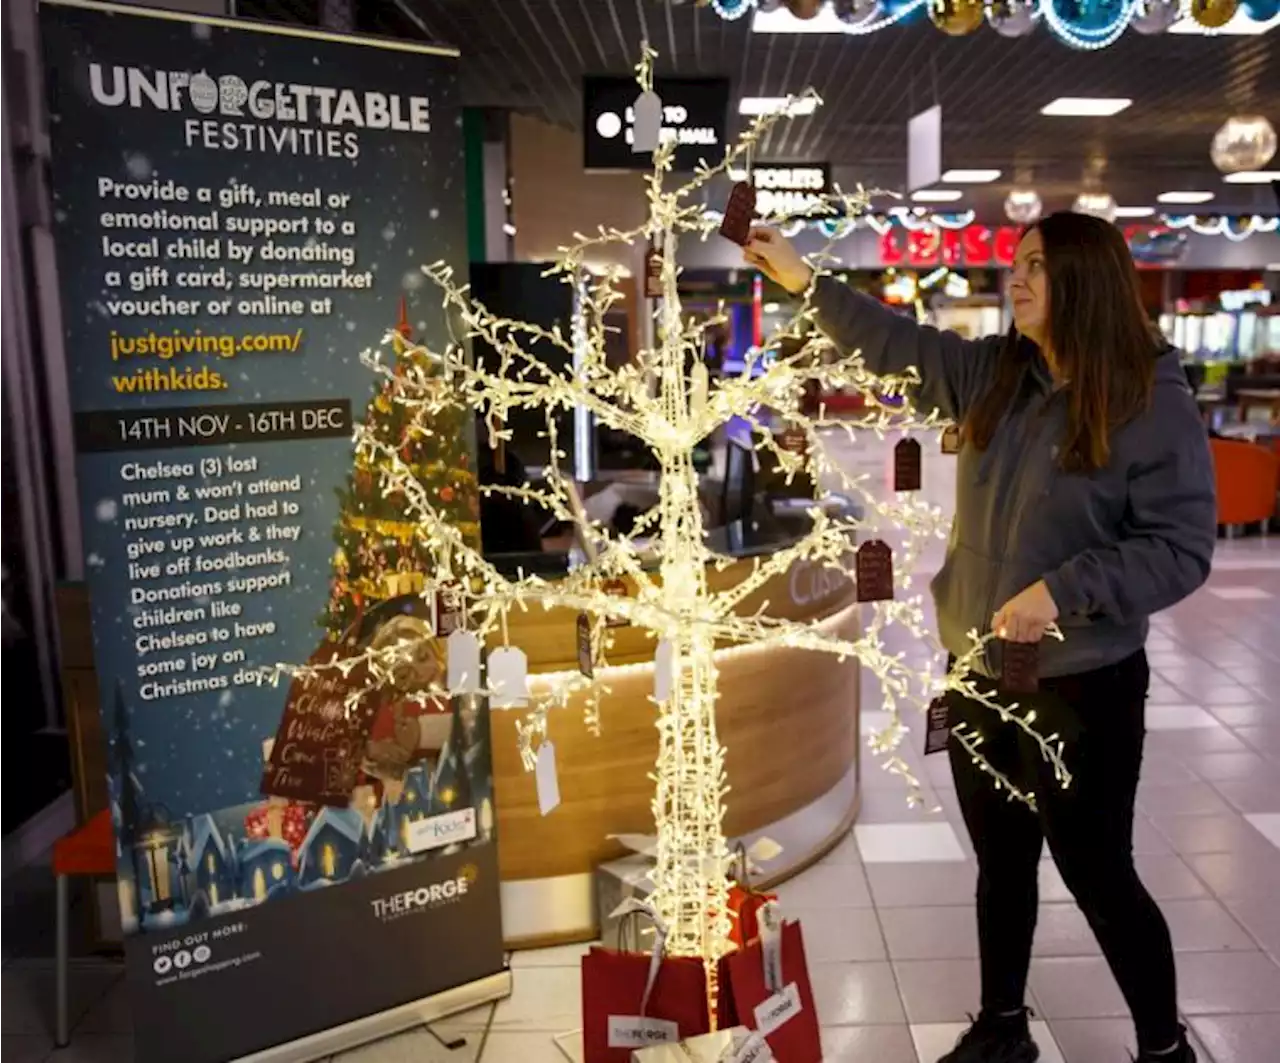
[369,864,479,924]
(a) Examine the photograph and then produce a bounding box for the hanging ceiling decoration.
[1210,115,1279,174]
[1004,188,1044,224]
[1072,192,1119,222]
[698,0,1280,47]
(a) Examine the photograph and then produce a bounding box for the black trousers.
[947,649,1180,1053]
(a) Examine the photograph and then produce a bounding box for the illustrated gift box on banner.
[582,899,712,1063]
[630,1025,774,1063]
[720,902,822,1063]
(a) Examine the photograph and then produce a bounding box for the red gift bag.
[721,903,821,1063]
[728,843,777,949]
[582,902,712,1063]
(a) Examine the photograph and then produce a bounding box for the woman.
[746,214,1215,1063]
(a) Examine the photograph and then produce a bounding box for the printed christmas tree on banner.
[322,297,481,640]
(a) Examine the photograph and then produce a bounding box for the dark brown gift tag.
[720,181,757,246]
[924,696,951,756]
[576,613,594,678]
[779,425,808,457]
[261,644,377,807]
[1001,640,1040,694]
[644,244,663,300]
[893,438,923,492]
[940,425,961,455]
[434,580,466,636]
[855,539,894,602]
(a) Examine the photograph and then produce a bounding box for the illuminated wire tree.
[286,49,1068,1019]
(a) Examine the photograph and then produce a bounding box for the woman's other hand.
[744,227,813,295]
[993,580,1060,643]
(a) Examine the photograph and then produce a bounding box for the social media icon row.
[152,944,211,975]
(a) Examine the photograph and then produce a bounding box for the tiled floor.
[5,443,1278,1062]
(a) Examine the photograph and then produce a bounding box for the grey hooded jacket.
[811,276,1217,679]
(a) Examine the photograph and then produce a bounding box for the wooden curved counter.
[490,551,862,946]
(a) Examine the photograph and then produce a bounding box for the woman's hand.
[993,580,1059,643]
[744,227,813,295]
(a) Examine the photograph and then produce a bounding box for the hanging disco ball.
[1005,188,1043,224]
[986,0,1040,36]
[1130,0,1181,32]
[783,0,825,17]
[1190,0,1240,27]
[834,0,884,25]
[710,0,755,18]
[930,0,986,33]
[1211,115,1278,174]
[1242,0,1280,20]
[1073,192,1118,223]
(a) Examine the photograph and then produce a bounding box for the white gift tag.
[447,629,481,693]
[607,1014,678,1050]
[487,646,529,708]
[535,740,561,816]
[631,90,662,154]
[654,640,675,703]
[758,901,783,993]
[752,982,801,1039]
[731,1030,775,1063]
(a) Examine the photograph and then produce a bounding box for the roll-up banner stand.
[39,2,510,1060]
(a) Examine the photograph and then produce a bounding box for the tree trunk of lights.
[649,227,731,1022]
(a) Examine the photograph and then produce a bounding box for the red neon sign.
[880,225,1022,269]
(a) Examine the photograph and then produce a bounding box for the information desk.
[490,519,862,946]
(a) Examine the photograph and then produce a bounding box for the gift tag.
[753,982,802,1039]
[654,639,675,703]
[1001,640,1040,695]
[778,425,807,457]
[855,540,894,602]
[758,900,784,993]
[941,424,961,455]
[606,1015,678,1050]
[720,182,757,246]
[576,613,594,678]
[924,696,951,756]
[632,89,663,154]
[893,437,923,492]
[732,1031,775,1063]
[487,645,529,708]
[535,740,561,816]
[435,581,466,636]
[447,629,481,693]
[644,243,663,300]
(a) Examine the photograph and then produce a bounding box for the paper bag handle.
[609,897,668,1017]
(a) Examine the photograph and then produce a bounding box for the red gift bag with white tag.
[582,900,712,1063]
[720,902,821,1063]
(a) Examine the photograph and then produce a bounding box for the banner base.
[234,970,513,1063]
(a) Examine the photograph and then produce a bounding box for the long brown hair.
[965,212,1161,472]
